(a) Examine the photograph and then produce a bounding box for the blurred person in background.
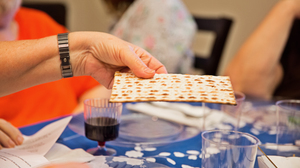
[0,0,111,146]
[102,0,197,74]
[224,0,300,100]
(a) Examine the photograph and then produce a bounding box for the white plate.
[118,113,184,142]
[68,113,201,147]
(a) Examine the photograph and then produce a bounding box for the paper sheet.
[16,116,72,155]
[0,149,49,168]
[0,116,72,168]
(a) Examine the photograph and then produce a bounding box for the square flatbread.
[110,72,236,105]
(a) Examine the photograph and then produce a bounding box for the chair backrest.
[22,2,67,27]
[273,19,300,99]
[193,16,233,75]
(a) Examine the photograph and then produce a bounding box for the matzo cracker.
[110,72,236,105]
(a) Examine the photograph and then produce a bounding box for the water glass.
[276,99,300,156]
[201,130,259,168]
[221,91,246,130]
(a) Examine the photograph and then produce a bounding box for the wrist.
[68,32,87,77]
[58,33,73,78]
[68,32,101,77]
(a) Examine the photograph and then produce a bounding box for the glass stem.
[98,141,106,149]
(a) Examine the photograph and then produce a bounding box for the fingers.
[0,119,23,148]
[123,45,156,78]
[121,45,167,78]
[73,32,167,86]
[134,46,168,74]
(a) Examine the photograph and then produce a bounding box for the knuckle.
[0,119,7,125]
[0,130,14,148]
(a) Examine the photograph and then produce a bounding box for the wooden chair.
[193,16,233,75]
[22,2,67,27]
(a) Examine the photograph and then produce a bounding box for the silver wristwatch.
[58,33,73,78]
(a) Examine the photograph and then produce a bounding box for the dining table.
[19,99,285,168]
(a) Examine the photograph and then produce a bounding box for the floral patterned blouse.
[110,0,196,73]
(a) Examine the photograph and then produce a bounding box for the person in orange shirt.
[0,0,111,147]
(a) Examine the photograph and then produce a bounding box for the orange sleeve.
[15,7,101,97]
[66,76,100,98]
[0,7,102,127]
[15,7,68,40]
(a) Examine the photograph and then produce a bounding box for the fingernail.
[144,68,155,74]
[8,139,16,148]
[17,135,24,145]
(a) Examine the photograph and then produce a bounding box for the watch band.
[58,33,73,78]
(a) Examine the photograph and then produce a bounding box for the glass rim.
[84,98,122,108]
[276,99,300,106]
[234,91,246,101]
[201,129,260,148]
[276,99,300,112]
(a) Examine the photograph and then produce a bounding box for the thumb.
[122,46,156,78]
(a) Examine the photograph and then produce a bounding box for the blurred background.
[22,0,278,75]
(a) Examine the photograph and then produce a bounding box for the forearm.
[237,0,296,69]
[0,32,102,97]
[0,35,62,96]
[0,31,166,97]
[225,0,298,99]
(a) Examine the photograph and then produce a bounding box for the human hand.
[69,32,167,89]
[0,119,23,149]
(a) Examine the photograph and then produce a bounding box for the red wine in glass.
[84,99,122,156]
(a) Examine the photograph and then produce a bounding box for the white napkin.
[126,102,226,129]
[257,155,300,168]
[34,143,95,168]
[44,143,95,164]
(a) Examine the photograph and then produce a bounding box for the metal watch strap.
[58,33,73,78]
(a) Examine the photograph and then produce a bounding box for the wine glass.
[84,98,122,156]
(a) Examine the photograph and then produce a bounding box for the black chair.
[273,19,300,99]
[193,16,233,75]
[22,2,67,27]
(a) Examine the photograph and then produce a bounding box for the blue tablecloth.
[19,102,277,168]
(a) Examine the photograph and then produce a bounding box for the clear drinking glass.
[276,99,300,156]
[201,130,260,168]
[221,91,246,130]
[84,98,122,156]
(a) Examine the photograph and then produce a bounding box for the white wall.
[23,0,279,74]
[22,0,113,32]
